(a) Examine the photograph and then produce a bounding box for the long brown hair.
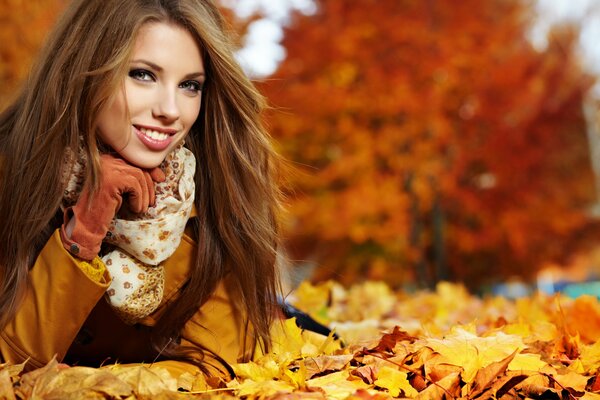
[0,0,281,366]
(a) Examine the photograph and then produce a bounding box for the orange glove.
[60,154,166,260]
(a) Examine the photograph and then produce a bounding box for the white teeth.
[139,127,169,141]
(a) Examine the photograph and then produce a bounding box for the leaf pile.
[4,281,600,399]
[229,281,600,399]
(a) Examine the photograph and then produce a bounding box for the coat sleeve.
[177,278,255,379]
[0,230,110,369]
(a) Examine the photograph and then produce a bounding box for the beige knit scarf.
[62,144,196,324]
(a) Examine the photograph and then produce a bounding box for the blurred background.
[2,0,600,295]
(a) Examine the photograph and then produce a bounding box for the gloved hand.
[60,154,166,260]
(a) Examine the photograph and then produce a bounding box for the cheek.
[97,95,129,147]
[182,98,202,127]
[124,84,151,116]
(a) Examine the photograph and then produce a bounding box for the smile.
[133,125,176,151]
[139,127,170,141]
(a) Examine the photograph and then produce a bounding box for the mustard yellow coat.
[0,223,253,380]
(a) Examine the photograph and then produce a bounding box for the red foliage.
[261,0,600,287]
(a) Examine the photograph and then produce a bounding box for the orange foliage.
[0,1,68,106]
[1,1,598,288]
[262,0,600,287]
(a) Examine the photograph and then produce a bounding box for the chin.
[122,154,166,169]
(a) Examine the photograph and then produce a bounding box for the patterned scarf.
[63,144,196,324]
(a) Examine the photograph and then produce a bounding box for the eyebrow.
[131,59,205,80]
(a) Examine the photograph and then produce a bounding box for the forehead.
[132,22,204,73]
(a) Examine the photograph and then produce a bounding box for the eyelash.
[179,80,203,94]
[129,69,154,82]
[128,69,203,94]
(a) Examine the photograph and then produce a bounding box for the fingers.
[149,167,166,183]
[99,155,163,214]
[122,174,148,214]
[144,171,156,207]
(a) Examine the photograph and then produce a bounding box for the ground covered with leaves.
[4,281,600,399]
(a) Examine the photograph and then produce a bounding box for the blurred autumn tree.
[262,0,600,288]
[0,0,68,107]
[3,0,599,289]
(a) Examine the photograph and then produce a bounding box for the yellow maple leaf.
[110,365,177,396]
[423,327,526,383]
[306,370,369,400]
[553,371,589,392]
[269,318,306,361]
[507,353,547,372]
[233,358,280,381]
[568,359,586,374]
[578,341,600,374]
[374,366,418,398]
[267,318,342,363]
[228,378,296,398]
[282,361,307,389]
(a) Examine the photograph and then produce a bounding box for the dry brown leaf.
[410,372,428,392]
[414,371,460,400]
[351,365,376,385]
[423,353,463,383]
[513,373,555,397]
[552,371,589,392]
[16,357,61,399]
[303,354,354,378]
[0,370,15,400]
[177,371,210,392]
[474,371,532,399]
[408,346,436,371]
[0,361,26,382]
[111,365,178,397]
[469,350,518,398]
[28,366,132,400]
[369,326,416,355]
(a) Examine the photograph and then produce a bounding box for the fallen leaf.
[552,370,589,392]
[0,370,15,400]
[507,353,547,372]
[475,370,532,399]
[110,365,177,396]
[303,354,354,378]
[306,370,369,400]
[233,358,280,381]
[351,365,376,385]
[414,371,460,400]
[469,350,517,398]
[373,365,418,397]
[229,378,296,398]
[369,326,416,354]
[16,357,60,399]
[423,327,525,383]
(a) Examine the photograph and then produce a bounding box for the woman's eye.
[180,80,203,94]
[128,69,154,82]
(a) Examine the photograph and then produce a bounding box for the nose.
[153,87,180,122]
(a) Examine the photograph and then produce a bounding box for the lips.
[133,125,176,151]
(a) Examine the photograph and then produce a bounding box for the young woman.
[0,0,282,381]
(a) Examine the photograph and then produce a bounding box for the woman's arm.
[0,230,110,369]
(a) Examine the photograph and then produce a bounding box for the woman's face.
[96,22,204,168]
